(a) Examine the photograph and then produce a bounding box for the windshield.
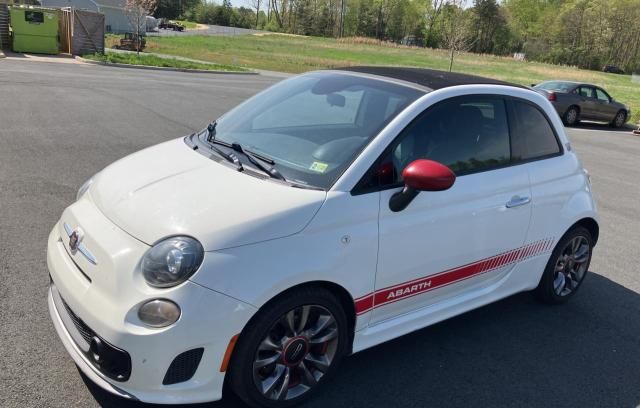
[209,71,424,189]
[536,81,574,93]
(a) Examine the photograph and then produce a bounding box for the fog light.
[138,299,181,328]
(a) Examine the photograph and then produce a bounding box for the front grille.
[163,348,204,385]
[61,298,95,345]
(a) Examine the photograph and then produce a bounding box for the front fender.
[189,191,380,332]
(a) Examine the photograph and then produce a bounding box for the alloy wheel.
[615,112,626,127]
[552,235,590,296]
[566,108,578,125]
[252,305,339,401]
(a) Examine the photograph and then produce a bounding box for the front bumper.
[47,220,257,404]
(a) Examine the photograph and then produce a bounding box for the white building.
[39,0,135,33]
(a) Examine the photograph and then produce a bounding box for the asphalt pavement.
[1,58,639,408]
[149,25,261,37]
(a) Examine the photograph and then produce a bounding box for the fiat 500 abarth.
[47,67,598,407]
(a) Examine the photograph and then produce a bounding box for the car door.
[594,87,617,121]
[576,86,597,120]
[507,98,566,261]
[367,95,533,324]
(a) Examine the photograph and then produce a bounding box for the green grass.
[83,51,248,72]
[175,20,198,29]
[143,34,640,123]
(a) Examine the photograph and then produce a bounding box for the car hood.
[90,138,326,251]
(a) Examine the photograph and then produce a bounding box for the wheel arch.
[268,280,357,348]
[227,280,357,373]
[570,217,599,246]
[557,183,598,245]
[566,104,581,116]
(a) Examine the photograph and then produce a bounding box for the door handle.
[506,196,531,208]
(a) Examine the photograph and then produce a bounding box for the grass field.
[140,34,640,123]
[83,51,247,72]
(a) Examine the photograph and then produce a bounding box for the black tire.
[610,110,627,128]
[563,106,580,126]
[534,226,593,304]
[229,286,350,408]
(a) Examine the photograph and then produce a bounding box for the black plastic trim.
[162,348,204,385]
[57,290,132,382]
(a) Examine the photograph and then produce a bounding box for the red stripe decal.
[505,250,515,265]
[525,244,533,258]
[532,242,540,255]
[525,244,534,258]
[354,295,374,314]
[508,248,518,264]
[525,243,535,258]
[355,238,555,315]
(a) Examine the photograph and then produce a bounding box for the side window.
[383,95,510,184]
[595,88,610,102]
[510,100,561,161]
[578,87,592,98]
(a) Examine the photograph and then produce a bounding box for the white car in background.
[47,67,599,407]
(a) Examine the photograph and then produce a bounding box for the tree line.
[155,0,640,73]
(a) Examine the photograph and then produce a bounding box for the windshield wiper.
[204,123,243,171]
[230,143,286,181]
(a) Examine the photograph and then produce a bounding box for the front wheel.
[534,226,593,304]
[229,287,349,408]
[611,110,627,128]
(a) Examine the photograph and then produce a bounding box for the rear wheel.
[563,106,580,126]
[229,287,349,408]
[611,110,627,128]
[534,226,593,304]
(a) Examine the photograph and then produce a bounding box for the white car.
[47,67,599,407]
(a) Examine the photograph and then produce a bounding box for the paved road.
[1,59,640,408]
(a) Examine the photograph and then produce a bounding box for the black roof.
[337,66,526,91]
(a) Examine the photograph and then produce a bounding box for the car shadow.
[568,121,637,133]
[84,272,640,408]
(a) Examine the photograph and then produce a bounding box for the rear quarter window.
[509,99,562,161]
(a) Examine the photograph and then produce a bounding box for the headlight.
[141,236,204,288]
[76,176,94,201]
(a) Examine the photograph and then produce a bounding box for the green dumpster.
[9,6,59,54]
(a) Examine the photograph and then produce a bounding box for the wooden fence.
[59,8,104,55]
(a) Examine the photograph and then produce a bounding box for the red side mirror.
[389,159,455,212]
[403,159,456,191]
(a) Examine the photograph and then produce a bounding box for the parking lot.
[1,58,639,408]
[150,24,261,37]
